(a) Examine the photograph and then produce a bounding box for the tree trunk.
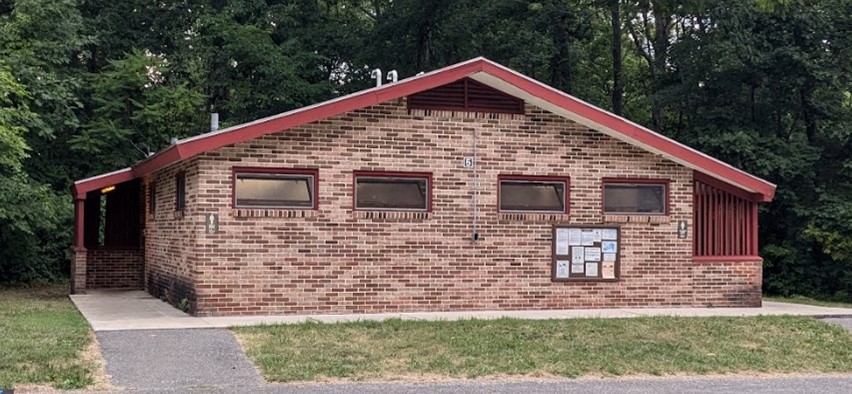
[610,0,623,115]
[549,1,573,94]
[416,2,436,70]
[650,0,670,131]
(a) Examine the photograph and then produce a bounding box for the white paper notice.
[602,228,618,240]
[585,247,602,262]
[602,241,617,253]
[585,262,599,277]
[603,253,617,262]
[568,229,582,245]
[581,229,596,245]
[592,229,602,243]
[571,247,585,264]
[556,228,569,255]
[571,263,584,273]
[556,260,570,279]
[602,261,615,278]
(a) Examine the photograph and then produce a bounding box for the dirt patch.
[82,332,113,391]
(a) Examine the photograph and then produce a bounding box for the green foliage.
[0,57,71,284]
[0,63,31,171]
[70,50,206,173]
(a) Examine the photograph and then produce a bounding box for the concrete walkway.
[71,290,852,331]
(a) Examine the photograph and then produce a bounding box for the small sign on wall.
[462,157,475,168]
[677,220,688,239]
[205,213,219,234]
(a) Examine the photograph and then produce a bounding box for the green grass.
[233,316,852,382]
[764,295,852,309]
[0,285,95,389]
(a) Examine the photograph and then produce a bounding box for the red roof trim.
[72,168,135,199]
[72,57,775,202]
[476,61,775,202]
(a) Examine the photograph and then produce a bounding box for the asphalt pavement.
[95,328,262,391]
[822,317,852,331]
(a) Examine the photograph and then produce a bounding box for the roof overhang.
[72,57,775,202]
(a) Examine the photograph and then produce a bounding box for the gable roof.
[73,57,776,202]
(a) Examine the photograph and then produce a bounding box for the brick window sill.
[173,210,185,220]
[603,214,670,224]
[498,213,570,222]
[352,210,431,220]
[232,209,319,218]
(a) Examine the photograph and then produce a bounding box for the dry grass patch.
[233,316,852,382]
[0,285,97,389]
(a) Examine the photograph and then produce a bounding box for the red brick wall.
[693,261,762,307]
[143,159,200,312]
[141,99,762,316]
[86,249,143,289]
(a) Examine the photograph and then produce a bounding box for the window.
[499,176,568,213]
[175,173,186,211]
[603,179,667,215]
[149,183,156,215]
[233,168,317,209]
[354,172,430,211]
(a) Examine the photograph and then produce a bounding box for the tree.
[70,50,206,173]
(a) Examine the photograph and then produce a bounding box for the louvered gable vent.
[408,78,524,114]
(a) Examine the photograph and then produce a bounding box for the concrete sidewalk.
[71,290,852,331]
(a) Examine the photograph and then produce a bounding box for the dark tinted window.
[149,183,156,215]
[176,174,186,210]
[603,183,666,214]
[235,173,314,208]
[355,176,428,210]
[500,180,566,212]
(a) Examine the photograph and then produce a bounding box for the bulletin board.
[552,225,621,282]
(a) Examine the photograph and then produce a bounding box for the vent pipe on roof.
[370,69,383,87]
[211,112,219,132]
[386,70,398,83]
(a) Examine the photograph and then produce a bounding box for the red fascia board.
[693,171,764,202]
[72,169,135,199]
[478,62,776,202]
[135,60,486,177]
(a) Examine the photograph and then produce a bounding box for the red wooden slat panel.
[693,178,757,257]
[408,78,525,114]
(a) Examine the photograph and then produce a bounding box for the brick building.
[71,58,776,316]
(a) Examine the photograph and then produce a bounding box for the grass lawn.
[0,285,97,389]
[764,295,852,309]
[233,316,852,382]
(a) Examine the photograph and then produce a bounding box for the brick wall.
[693,261,762,307]
[143,159,200,312]
[86,249,143,289]
[163,99,752,317]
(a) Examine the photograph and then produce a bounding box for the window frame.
[175,172,186,211]
[352,171,433,212]
[497,175,570,214]
[601,178,670,216]
[149,182,156,216]
[231,167,320,210]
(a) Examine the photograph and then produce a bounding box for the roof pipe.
[211,112,219,132]
[386,70,398,83]
[370,69,383,87]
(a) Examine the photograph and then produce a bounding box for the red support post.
[74,197,85,249]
